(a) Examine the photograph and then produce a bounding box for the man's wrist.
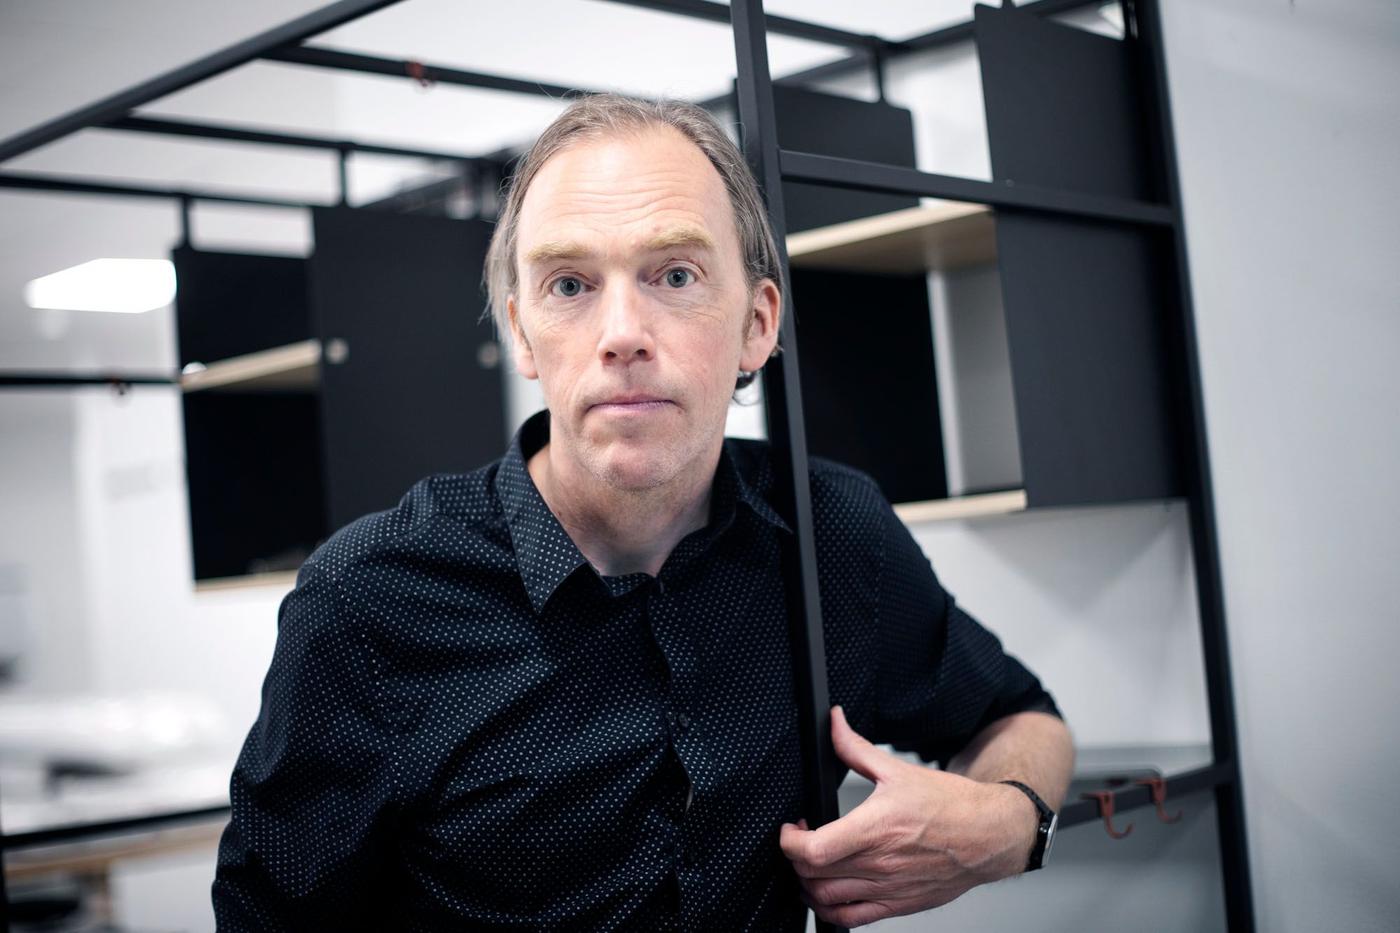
[992,780,1041,879]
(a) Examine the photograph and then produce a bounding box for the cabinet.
[175,208,506,584]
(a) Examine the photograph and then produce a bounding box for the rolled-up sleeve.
[212,556,401,930]
[870,497,1062,768]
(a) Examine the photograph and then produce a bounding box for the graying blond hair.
[483,93,784,383]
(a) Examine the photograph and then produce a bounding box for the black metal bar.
[264,45,595,100]
[0,373,176,389]
[731,3,843,931]
[0,0,408,164]
[337,146,351,206]
[779,149,1175,226]
[102,115,486,164]
[1059,762,1232,828]
[179,194,194,247]
[1132,0,1256,929]
[753,0,1097,99]
[598,0,893,51]
[0,170,325,211]
[0,805,229,850]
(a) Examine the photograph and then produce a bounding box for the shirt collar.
[495,410,790,614]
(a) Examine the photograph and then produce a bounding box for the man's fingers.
[779,809,877,868]
[799,874,889,907]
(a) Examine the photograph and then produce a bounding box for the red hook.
[1135,776,1183,824]
[1081,790,1134,839]
[405,60,434,89]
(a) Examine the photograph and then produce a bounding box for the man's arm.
[780,483,1074,928]
[212,556,401,930]
[944,709,1076,879]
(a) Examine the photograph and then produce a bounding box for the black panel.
[770,84,919,233]
[182,392,327,580]
[309,207,504,529]
[996,213,1183,507]
[172,246,311,366]
[790,270,947,504]
[975,4,1163,202]
[761,87,945,503]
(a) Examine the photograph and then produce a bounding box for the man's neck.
[526,431,719,579]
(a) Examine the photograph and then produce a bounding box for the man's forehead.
[515,127,737,258]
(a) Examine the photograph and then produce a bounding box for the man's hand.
[778,706,1039,929]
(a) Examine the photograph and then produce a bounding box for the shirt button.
[670,711,690,733]
[683,847,700,868]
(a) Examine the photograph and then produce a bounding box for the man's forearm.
[945,711,1076,810]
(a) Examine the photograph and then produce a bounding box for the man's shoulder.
[300,457,509,585]
[723,436,891,524]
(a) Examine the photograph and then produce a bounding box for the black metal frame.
[0,2,1254,931]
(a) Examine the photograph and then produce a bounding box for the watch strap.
[999,779,1054,872]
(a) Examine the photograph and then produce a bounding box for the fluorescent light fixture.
[23,258,176,314]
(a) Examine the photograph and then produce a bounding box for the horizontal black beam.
[594,0,896,51]
[1060,762,1233,829]
[762,0,1098,97]
[0,373,176,389]
[0,805,229,850]
[0,170,323,210]
[103,115,492,165]
[264,45,597,100]
[778,149,1175,227]
[0,0,407,164]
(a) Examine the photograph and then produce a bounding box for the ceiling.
[0,0,1003,373]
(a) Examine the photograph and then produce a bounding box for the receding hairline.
[512,126,732,274]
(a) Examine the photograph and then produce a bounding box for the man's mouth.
[589,394,674,414]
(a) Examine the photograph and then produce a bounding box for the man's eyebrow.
[523,241,593,266]
[641,226,717,253]
[522,226,717,268]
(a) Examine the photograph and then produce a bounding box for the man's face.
[508,126,779,492]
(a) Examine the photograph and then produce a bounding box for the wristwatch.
[999,780,1058,872]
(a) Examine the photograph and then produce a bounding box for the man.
[212,93,1074,931]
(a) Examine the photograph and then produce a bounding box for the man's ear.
[739,278,782,373]
[507,295,539,380]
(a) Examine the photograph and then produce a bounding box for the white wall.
[1161,1,1400,931]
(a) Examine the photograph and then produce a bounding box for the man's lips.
[588,394,675,413]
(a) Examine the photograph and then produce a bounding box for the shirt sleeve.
[211,555,402,930]
[869,496,1063,768]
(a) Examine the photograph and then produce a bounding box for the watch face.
[1042,812,1059,868]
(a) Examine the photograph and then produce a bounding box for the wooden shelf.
[193,569,299,593]
[786,201,995,274]
[894,489,1027,523]
[180,339,320,393]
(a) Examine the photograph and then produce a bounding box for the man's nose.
[595,281,655,364]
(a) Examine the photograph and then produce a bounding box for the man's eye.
[663,268,694,289]
[550,276,584,298]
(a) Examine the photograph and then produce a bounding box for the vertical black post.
[1132,1,1256,930]
[178,195,194,248]
[729,3,844,932]
[336,145,351,207]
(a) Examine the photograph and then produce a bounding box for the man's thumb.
[829,705,889,784]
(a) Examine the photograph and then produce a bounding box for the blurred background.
[0,1,1395,930]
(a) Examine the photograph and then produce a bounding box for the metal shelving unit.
[0,2,1255,931]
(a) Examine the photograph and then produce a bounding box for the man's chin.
[585,441,680,492]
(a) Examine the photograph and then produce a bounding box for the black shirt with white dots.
[212,408,1061,931]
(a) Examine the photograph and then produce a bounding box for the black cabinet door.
[771,87,948,504]
[309,207,505,529]
[977,4,1184,507]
